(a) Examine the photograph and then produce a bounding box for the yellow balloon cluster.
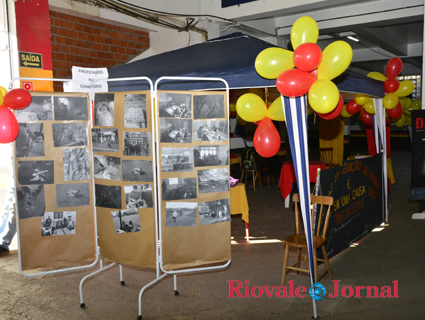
[254,16,353,117]
[236,94,287,124]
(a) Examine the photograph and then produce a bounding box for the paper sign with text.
[68,66,109,93]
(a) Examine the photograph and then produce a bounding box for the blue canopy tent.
[107,32,385,318]
[108,32,385,96]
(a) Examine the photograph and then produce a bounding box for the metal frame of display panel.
[136,76,231,319]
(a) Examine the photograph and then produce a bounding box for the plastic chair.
[319,147,338,168]
[237,153,262,192]
[281,193,334,286]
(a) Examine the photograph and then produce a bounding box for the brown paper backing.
[15,92,96,270]
[158,90,231,271]
[93,91,156,268]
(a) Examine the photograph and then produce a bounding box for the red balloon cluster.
[0,88,32,144]
[276,43,322,97]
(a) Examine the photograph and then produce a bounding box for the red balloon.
[387,101,403,119]
[293,43,322,72]
[360,108,373,125]
[0,105,20,143]
[316,94,344,120]
[276,69,317,97]
[253,117,281,158]
[383,78,400,93]
[346,99,362,115]
[3,88,32,110]
[385,57,403,78]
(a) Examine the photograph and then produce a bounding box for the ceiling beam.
[353,26,407,56]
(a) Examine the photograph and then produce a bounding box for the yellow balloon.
[363,100,375,114]
[354,93,370,105]
[405,114,412,127]
[237,114,247,126]
[290,16,319,50]
[229,103,237,112]
[267,97,285,121]
[255,48,295,79]
[411,99,421,109]
[341,104,353,117]
[393,113,405,127]
[0,86,7,97]
[394,80,415,97]
[0,91,3,105]
[401,97,412,110]
[367,72,387,81]
[383,93,398,110]
[399,96,407,108]
[236,93,267,122]
[404,101,421,115]
[308,79,340,114]
[317,41,353,80]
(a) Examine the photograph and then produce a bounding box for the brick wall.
[49,11,150,91]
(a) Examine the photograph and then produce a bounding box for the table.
[278,161,326,208]
[230,183,250,241]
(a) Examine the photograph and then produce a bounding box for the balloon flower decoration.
[341,57,416,127]
[0,87,32,143]
[236,16,353,157]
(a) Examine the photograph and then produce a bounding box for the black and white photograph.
[95,184,121,209]
[124,93,147,128]
[198,168,230,193]
[17,161,54,185]
[165,202,197,227]
[124,184,153,209]
[193,120,228,142]
[63,148,90,181]
[160,119,192,143]
[161,148,193,172]
[15,96,53,121]
[41,211,76,236]
[93,155,121,180]
[16,123,45,157]
[111,209,141,233]
[17,185,45,219]
[193,145,229,167]
[158,92,191,118]
[56,183,91,208]
[52,123,87,147]
[53,96,89,120]
[193,95,225,119]
[123,132,151,156]
[199,198,231,225]
[92,128,119,152]
[122,160,153,182]
[161,177,197,201]
[94,93,115,126]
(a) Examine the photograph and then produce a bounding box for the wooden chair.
[281,193,334,286]
[256,155,275,188]
[319,147,338,168]
[237,153,262,192]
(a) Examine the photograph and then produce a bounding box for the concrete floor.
[1,149,424,320]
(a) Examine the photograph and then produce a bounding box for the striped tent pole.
[281,95,318,318]
[373,99,388,223]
